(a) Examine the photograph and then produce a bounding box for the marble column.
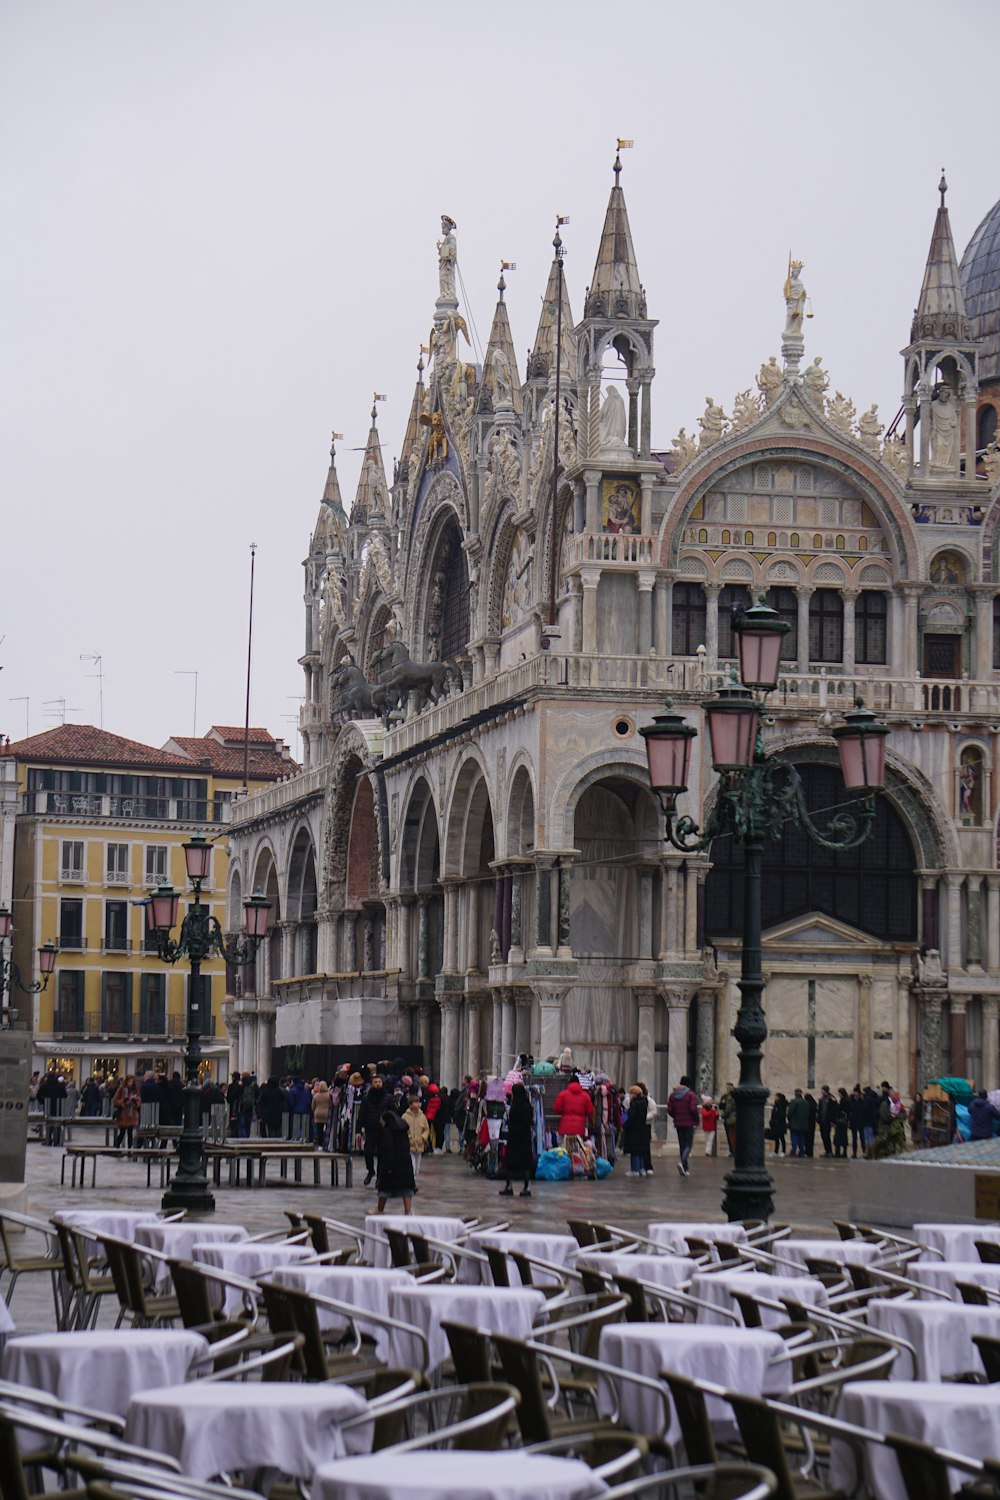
[417,1001,433,1062]
[514,992,532,1059]
[556,861,573,958]
[500,988,516,1072]
[659,858,680,959]
[396,898,412,977]
[501,869,513,959]
[664,989,690,1085]
[962,386,977,480]
[443,881,459,974]
[439,998,460,1088]
[535,858,554,956]
[635,991,656,1087]
[704,585,721,669]
[967,876,984,969]
[982,995,1000,1090]
[626,378,639,453]
[509,866,525,963]
[363,916,375,973]
[581,570,600,653]
[465,880,481,973]
[857,972,872,1088]
[637,571,656,655]
[640,378,653,460]
[945,876,963,972]
[973,588,995,683]
[683,863,699,956]
[987,878,1000,972]
[490,988,503,1075]
[695,991,715,1098]
[345,913,358,975]
[532,981,570,1061]
[417,898,430,981]
[917,384,931,474]
[950,995,968,1078]
[902,586,923,682]
[842,589,858,675]
[637,867,654,960]
[920,994,943,1086]
[796,587,812,676]
[654,574,670,658]
[466,995,483,1080]
[584,469,601,533]
[256,1002,276,1082]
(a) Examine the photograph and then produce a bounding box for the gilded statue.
[420,410,449,467]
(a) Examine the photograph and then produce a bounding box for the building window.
[718,586,753,659]
[765,587,798,661]
[979,404,998,452]
[101,972,132,1033]
[856,592,887,665]
[61,841,85,882]
[145,846,168,887]
[56,971,85,1032]
[59,899,84,950]
[671,583,706,655]
[105,901,129,952]
[809,589,843,662]
[106,843,129,886]
[139,973,166,1034]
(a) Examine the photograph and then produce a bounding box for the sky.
[3,0,1000,755]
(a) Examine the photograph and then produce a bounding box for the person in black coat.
[769,1093,787,1155]
[376,1096,415,1214]
[499,1083,534,1196]
[848,1086,864,1158]
[803,1093,818,1158]
[622,1086,649,1178]
[359,1076,388,1185]
[833,1089,850,1157]
[256,1076,286,1138]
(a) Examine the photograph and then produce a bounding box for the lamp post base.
[721,1164,774,1225]
[161,1174,216,1215]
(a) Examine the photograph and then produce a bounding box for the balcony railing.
[230,764,327,827]
[102,938,133,953]
[105,872,131,887]
[58,935,87,951]
[563,531,658,569]
[50,1010,193,1039]
[60,868,86,883]
[25,792,222,822]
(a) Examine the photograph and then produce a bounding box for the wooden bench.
[61,1145,175,1189]
[256,1150,353,1189]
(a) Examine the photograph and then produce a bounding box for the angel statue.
[437,214,457,302]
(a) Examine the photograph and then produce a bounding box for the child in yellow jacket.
[405,1096,430,1179]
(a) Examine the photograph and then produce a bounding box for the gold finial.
[939,169,948,206]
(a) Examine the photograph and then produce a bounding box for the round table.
[909,1261,1000,1301]
[646,1221,749,1255]
[598,1321,790,1446]
[190,1240,315,1318]
[461,1231,580,1286]
[914,1222,1000,1263]
[833,1380,1000,1500]
[867,1297,1000,1380]
[311,1450,607,1500]
[578,1251,698,1294]
[387,1284,545,1374]
[53,1209,162,1244]
[2,1329,208,1418]
[269,1265,412,1360]
[126,1379,370,1480]
[362,1215,467,1268]
[777,1238,884,1274]
[689,1270,828,1325]
[134,1220,249,1292]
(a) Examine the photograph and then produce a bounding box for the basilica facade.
[224,160,1000,1103]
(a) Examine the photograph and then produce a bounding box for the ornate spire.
[527,243,576,383]
[911,168,970,342]
[479,263,522,415]
[351,396,389,524]
[321,431,346,517]
[397,351,427,484]
[310,430,347,558]
[584,147,646,321]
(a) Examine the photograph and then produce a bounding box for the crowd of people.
[767,1082,926,1160]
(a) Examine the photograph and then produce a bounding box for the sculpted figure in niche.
[699,396,726,449]
[489,347,513,409]
[599,385,628,450]
[784,260,807,336]
[437,215,457,302]
[756,356,782,407]
[802,356,829,408]
[960,758,980,819]
[858,404,883,452]
[930,386,959,472]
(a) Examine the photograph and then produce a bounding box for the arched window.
[765,587,798,661]
[718,585,753,658]
[809,589,843,662]
[979,404,998,452]
[705,763,916,941]
[856,592,887,664]
[672,583,706,656]
[426,526,470,662]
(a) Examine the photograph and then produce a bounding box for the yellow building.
[1,724,294,1083]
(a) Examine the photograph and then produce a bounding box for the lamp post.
[0,907,57,1030]
[641,598,889,1222]
[143,834,271,1213]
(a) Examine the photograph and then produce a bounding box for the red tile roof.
[168,736,294,781]
[209,726,276,745]
[1,724,194,772]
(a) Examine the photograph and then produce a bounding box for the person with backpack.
[666,1074,701,1177]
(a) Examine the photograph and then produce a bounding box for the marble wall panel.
[765,1037,808,1089]
[564,975,633,1045]
[597,573,637,656]
[815,1039,856,1091]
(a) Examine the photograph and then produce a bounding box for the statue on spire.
[784,260,807,338]
[437,215,458,303]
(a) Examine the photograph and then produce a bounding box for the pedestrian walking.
[666,1075,701,1177]
[622,1086,649,1178]
[769,1092,787,1156]
[700,1096,719,1156]
[787,1088,809,1157]
[405,1094,430,1181]
[498,1082,534,1196]
[833,1088,850,1157]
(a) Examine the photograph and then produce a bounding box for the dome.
[960,197,1000,382]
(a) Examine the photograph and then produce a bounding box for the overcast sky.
[3,0,1000,755]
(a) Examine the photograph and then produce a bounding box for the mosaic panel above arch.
[679,458,892,577]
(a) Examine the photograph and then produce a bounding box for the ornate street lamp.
[0,906,57,1030]
[143,834,271,1213]
[641,598,889,1223]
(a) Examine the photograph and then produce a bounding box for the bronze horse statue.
[330,662,392,722]
[372,641,460,712]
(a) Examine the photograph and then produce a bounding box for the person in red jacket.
[553,1075,594,1139]
[424,1083,442,1152]
[666,1074,701,1177]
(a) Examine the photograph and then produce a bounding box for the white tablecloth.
[0,1293,12,1336]
[578,1251,698,1294]
[598,1322,790,1446]
[833,1380,1000,1500]
[914,1222,1000,1263]
[134,1220,249,1292]
[909,1261,1000,1301]
[190,1241,314,1317]
[53,1209,162,1245]
[778,1239,883,1274]
[867,1297,1000,1380]
[126,1380,370,1480]
[3,1329,208,1418]
[646,1221,749,1256]
[387,1283,544,1373]
[460,1231,580,1285]
[311,1451,607,1500]
[362,1215,466,1268]
[270,1265,412,1359]
[690,1270,828,1325]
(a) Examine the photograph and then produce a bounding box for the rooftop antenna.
[175,671,198,737]
[43,699,77,725]
[8,698,28,738]
[80,653,104,729]
[242,544,257,795]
